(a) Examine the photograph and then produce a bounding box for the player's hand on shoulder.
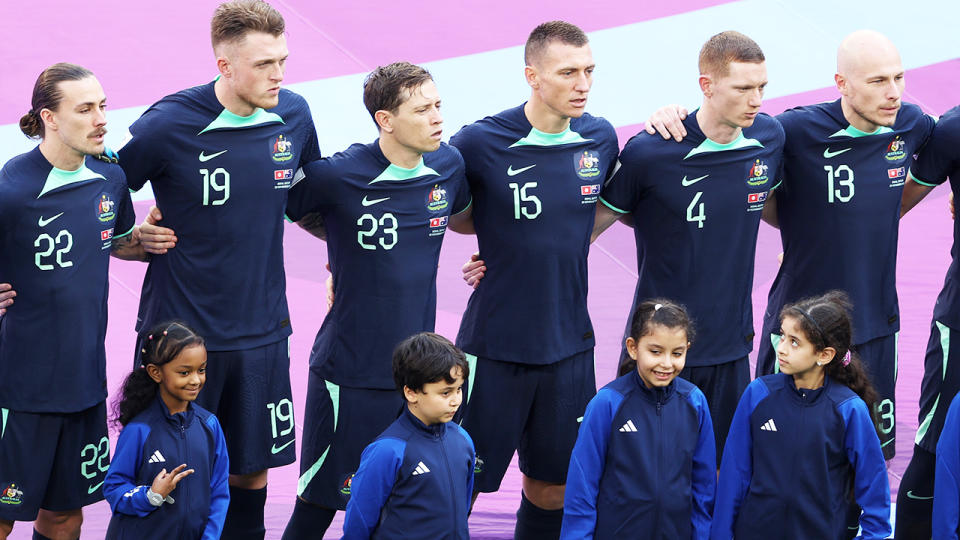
[325,263,334,310]
[150,463,195,498]
[462,252,485,289]
[139,206,178,255]
[0,283,15,316]
[94,146,119,164]
[644,105,688,142]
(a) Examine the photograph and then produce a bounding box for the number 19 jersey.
[285,141,471,389]
[119,81,321,351]
[764,100,935,345]
[0,148,134,412]
[451,104,619,365]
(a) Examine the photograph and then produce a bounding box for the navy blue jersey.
[600,112,784,367]
[342,408,475,540]
[765,100,935,345]
[104,397,229,540]
[119,81,321,351]
[911,106,960,330]
[562,372,715,540]
[285,141,470,389]
[451,104,619,364]
[0,148,134,413]
[712,374,889,540]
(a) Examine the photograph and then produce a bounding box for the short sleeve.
[911,111,959,187]
[118,108,167,191]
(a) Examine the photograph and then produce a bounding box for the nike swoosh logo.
[362,196,390,207]
[38,212,64,227]
[507,164,536,176]
[87,481,104,494]
[199,150,228,162]
[681,174,708,187]
[823,147,851,158]
[271,439,295,454]
[905,490,934,501]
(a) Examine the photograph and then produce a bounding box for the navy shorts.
[765,330,898,459]
[916,320,960,453]
[459,349,596,493]
[679,356,749,463]
[0,401,108,521]
[186,339,295,474]
[297,371,403,509]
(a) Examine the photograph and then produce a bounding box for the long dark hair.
[781,291,879,418]
[19,63,94,139]
[112,321,205,427]
[618,299,695,376]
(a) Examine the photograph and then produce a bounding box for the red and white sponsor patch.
[101,228,114,241]
[747,192,768,204]
[429,216,449,228]
[888,167,905,179]
[274,169,293,180]
[581,184,601,195]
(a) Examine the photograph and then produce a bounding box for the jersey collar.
[38,157,105,198]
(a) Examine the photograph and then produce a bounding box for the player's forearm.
[296,212,328,241]
[591,203,623,243]
[901,177,935,217]
[448,208,476,235]
[111,229,150,261]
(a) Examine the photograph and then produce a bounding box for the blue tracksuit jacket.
[935,393,960,539]
[711,374,889,539]
[342,407,475,539]
[562,371,716,539]
[103,397,229,539]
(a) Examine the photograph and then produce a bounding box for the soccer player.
[451,21,620,538]
[895,105,960,539]
[591,31,783,461]
[279,62,471,538]
[118,2,321,537]
[0,63,144,540]
[646,30,935,461]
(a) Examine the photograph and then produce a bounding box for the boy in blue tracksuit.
[712,292,889,540]
[342,332,475,539]
[104,322,230,539]
[562,300,716,539]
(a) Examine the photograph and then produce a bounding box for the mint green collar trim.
[370,158,439,183]
[38,163,105,198]
[510,126,592,147]
[198,107,284,135]
[684,132,763,160]
[829,125,894,138]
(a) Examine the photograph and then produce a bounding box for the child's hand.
[150,464,195,498]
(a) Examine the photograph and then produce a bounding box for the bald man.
[647,30,935,462]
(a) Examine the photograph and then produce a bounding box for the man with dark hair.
[118,2,321,537]
[280,62,472,539]
[451,21,619,538]
[591,30,784,461]
[0,63,144,540]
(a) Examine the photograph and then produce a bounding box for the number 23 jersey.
[119,81,321,351]
[451,104,619,364]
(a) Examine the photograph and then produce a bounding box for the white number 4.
[686,191,705,228]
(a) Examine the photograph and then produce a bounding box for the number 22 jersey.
[451,104,619,364]
[119,81,321,351]
[0,149,134,412]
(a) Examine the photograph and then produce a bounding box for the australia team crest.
[426,184,448,212]
[1,483,23,505]
[270,134,295,163]
[746,159,770,186]
[884,136,907,162]
[574,150,601,179]
[97,193,116,222]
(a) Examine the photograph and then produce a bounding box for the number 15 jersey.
[119,81,321,351]
[451,104,619,365]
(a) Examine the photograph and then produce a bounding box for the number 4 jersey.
[764,100,935,345]
[600,112,785,367]
[451,104,619,365]
[285,141,471,389]
[0,148,135,412]
[119,81,321,351]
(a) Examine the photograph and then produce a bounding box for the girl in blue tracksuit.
[711,291,890,540]
[103,321,229,540]
[934,394,960,539]
[562,299,716,539]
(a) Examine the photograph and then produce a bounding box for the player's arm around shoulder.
[446,149,475,235]
[287,157,340,241]
[342,437,406,539]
